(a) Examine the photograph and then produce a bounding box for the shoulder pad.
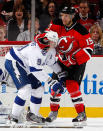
[74,23,89,35]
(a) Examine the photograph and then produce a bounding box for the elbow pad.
[74,48,92,65]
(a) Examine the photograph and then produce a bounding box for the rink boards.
[1,56,103,117]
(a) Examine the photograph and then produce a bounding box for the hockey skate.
[8,114,18,124]
[26,111,45,123]
[45,111,58,122]
[72,111,87,127]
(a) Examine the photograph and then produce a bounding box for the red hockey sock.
[66,80,85,113]
[66,80,81,97]
[74,103,85,114]
[50,103,60,111]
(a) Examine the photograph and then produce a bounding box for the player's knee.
[18,84,32,100]
[28,73,41,89]
[66,80,81,97]
[31,86,44,98]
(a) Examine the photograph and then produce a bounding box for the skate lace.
[75,113,85,120]
[36,115,43,120]
[29,113,44,122]
[49,111,58,119]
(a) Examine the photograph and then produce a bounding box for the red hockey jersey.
[46,19,94,66]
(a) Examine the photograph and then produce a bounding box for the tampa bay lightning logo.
[37,59,41,65]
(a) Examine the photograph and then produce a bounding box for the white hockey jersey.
[5,42,61,83]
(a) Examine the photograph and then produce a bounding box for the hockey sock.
[66,80,85,114]
[50,103,60,111]
[12,95,26,118]
[30,95,42,115]
[50,89,61,112]
[30,86,44,115]
[74,103,85,114]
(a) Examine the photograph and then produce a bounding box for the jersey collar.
[64,22,77,31]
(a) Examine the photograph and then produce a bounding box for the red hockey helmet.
[35,31,58,49]
[35,33,49,49]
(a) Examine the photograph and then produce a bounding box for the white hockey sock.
[30,102,41,115]
[30,86,44,115]
[12,103,24,118]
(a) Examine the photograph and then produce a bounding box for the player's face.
[60,13,73,27]
[49,41,57,48]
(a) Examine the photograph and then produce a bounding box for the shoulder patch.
[74,23,89,35]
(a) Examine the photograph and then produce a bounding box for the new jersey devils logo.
[57,36,74,53]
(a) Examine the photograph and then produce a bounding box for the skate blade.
[6,121,46,128]
[73,121,87,127]
[0,122,84,128]
[25,120,46,125]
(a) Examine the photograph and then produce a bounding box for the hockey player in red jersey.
[45,6,94,125]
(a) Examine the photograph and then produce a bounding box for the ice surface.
[46,118,103,131]
[1,118,103,131]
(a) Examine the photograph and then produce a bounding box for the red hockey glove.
[58,54,76,67]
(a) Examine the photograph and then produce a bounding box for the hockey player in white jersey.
[4,31,64,124]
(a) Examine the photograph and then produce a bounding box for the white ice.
[44,118,103,131]
[1,118,103,131]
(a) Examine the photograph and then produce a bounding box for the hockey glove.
[57,71,68,87]
[48,78,64,94]
[58,54,76,67]
[57,71,68,82]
